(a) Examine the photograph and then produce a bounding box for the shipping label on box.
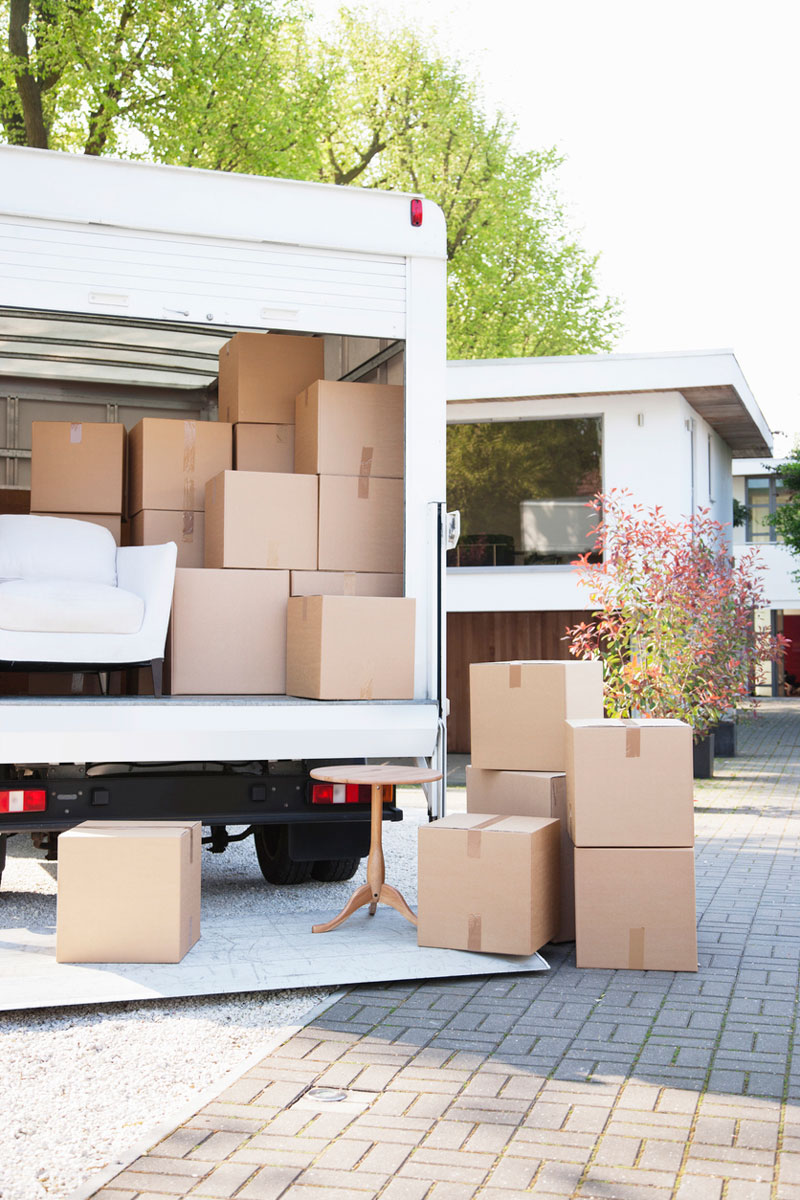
[234,423,295,473]
[170,568,289,694]
[417,813,560,956]
[31,422,126,515]
[204,470,317,570]
[318,475,403,574]
[295,380,404,478]
[290,570,403,598]
[128,419,232,517]
[56,822,201,963]
[218,332,325,425]
[131,509,204,568]
[286,594,415,700]
[466,767,574,942]
[566,718,694,848]
[574,847,698,972]
[469,660,604,772]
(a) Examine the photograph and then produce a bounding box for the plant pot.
[710,717,737,757]
[693,732,715,779]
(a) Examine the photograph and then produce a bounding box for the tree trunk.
[8,0,49,148]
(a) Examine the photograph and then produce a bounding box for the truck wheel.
[312,858,361,882]
[253,825,313,885]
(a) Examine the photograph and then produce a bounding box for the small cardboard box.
[575,847,698,972]
[131,509,204,569]
[31,422,125,515]
[566,718,694,848]
[218,332,325,425]
[466,767,574,943]
[56,821,201,963]
[37,513,122,544]
[318,475,403,574]
[286,595,415,700]
[128,418,232,517]
[170,568,289,694]
[417,813,560,955]
[469,660,604,772]
[290,570,403,598]
[234,423,295,473]
[295,380,404,478]
[204,471,318,570]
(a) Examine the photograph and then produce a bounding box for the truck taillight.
[0,789,47,813]
[311,783,373,805]
[410,198,423,226]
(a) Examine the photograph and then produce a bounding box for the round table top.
[309,764,443,786]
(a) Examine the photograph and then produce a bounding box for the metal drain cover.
[306,1087,348,1103]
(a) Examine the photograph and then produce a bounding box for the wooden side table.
[309,763,442,934]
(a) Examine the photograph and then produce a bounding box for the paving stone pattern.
[89,699,800,1200]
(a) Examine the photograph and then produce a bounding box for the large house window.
[744,476,788,543]
[447,417,602,567]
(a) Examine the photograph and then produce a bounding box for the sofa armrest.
[116,542,178,660]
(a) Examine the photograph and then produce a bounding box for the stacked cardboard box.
[30,421,126,543]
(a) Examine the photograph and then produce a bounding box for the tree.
[769,448,800,575]
[566,491,787,739]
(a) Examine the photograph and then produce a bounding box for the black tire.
[311,858,361,882]
[253,825,313,885]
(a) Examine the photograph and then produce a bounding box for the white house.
[446,350,773,750]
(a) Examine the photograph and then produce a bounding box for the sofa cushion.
[0,515,117,587]
[0,579,144,634]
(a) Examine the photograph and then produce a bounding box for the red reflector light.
[410,198,423,227]
[0,789,47,814]
[311,783,374,805]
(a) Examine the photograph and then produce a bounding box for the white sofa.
[0,515,177,696]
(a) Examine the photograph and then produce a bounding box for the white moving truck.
[0,146,449,886]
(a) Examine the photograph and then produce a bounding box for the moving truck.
[0,146,449,887]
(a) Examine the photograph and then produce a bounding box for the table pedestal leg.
[312,782,418,934]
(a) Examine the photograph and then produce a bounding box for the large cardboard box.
[295,380,404,478]
[131,509,204,569]
[575,847,698,972]
[290,570,403,598]
[31,422,125,515]
[469,660,604,772]
[234,423,295,473]
[417,813,560,955]
[566,718,694,848]
[286,595,415,700]
[466,767,574,943]
[170,568,289,694]
[218,333,325,425]
[56,821,201,963]
[204,471,317,570]
[38,512,122,544]
[128,418,232,517]
[318,475,403,574]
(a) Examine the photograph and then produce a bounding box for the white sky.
[310,0,800,455]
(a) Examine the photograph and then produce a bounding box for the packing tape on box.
[358,446,374,499]
[628,926,645,968]
[183,421,197,509]
[360,679,374,700]
[265,541,279,568]
[343,573,357,596]
[467,914,482,951]
[70,423,82,444]
[508,664,522,688]
[622,720,641,758]
[301,597,309,620]
[467,814,506,858]
[182,511,194,543]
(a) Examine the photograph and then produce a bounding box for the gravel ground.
[0,787,457,1200]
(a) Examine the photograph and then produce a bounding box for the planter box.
[693,733,715,779]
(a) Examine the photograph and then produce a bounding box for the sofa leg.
[151,658,164,699]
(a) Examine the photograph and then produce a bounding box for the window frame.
[744,474,784,544]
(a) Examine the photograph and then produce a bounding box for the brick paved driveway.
[87,699,800,1200]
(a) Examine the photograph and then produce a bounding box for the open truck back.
[0,146,448,885]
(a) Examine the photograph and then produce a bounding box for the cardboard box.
[417,813,560,955]
[56,821,201,963]
[234,423,295,473]
[218,332,325,425]
[318,475,403,574]
[295,380,404,478]
[128,418,232,517]
[286,595,415,700]
[469,660,604,772]
[0,488,30,515]
[204,471,317,570]
[466,767,574,942]
[131,509,204,568]
[566,718,694,848]
[37,513,122,544]
[575,847,698,971]
[290,571,403,598]
[170,568,289,694]
[31,422,125,515]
